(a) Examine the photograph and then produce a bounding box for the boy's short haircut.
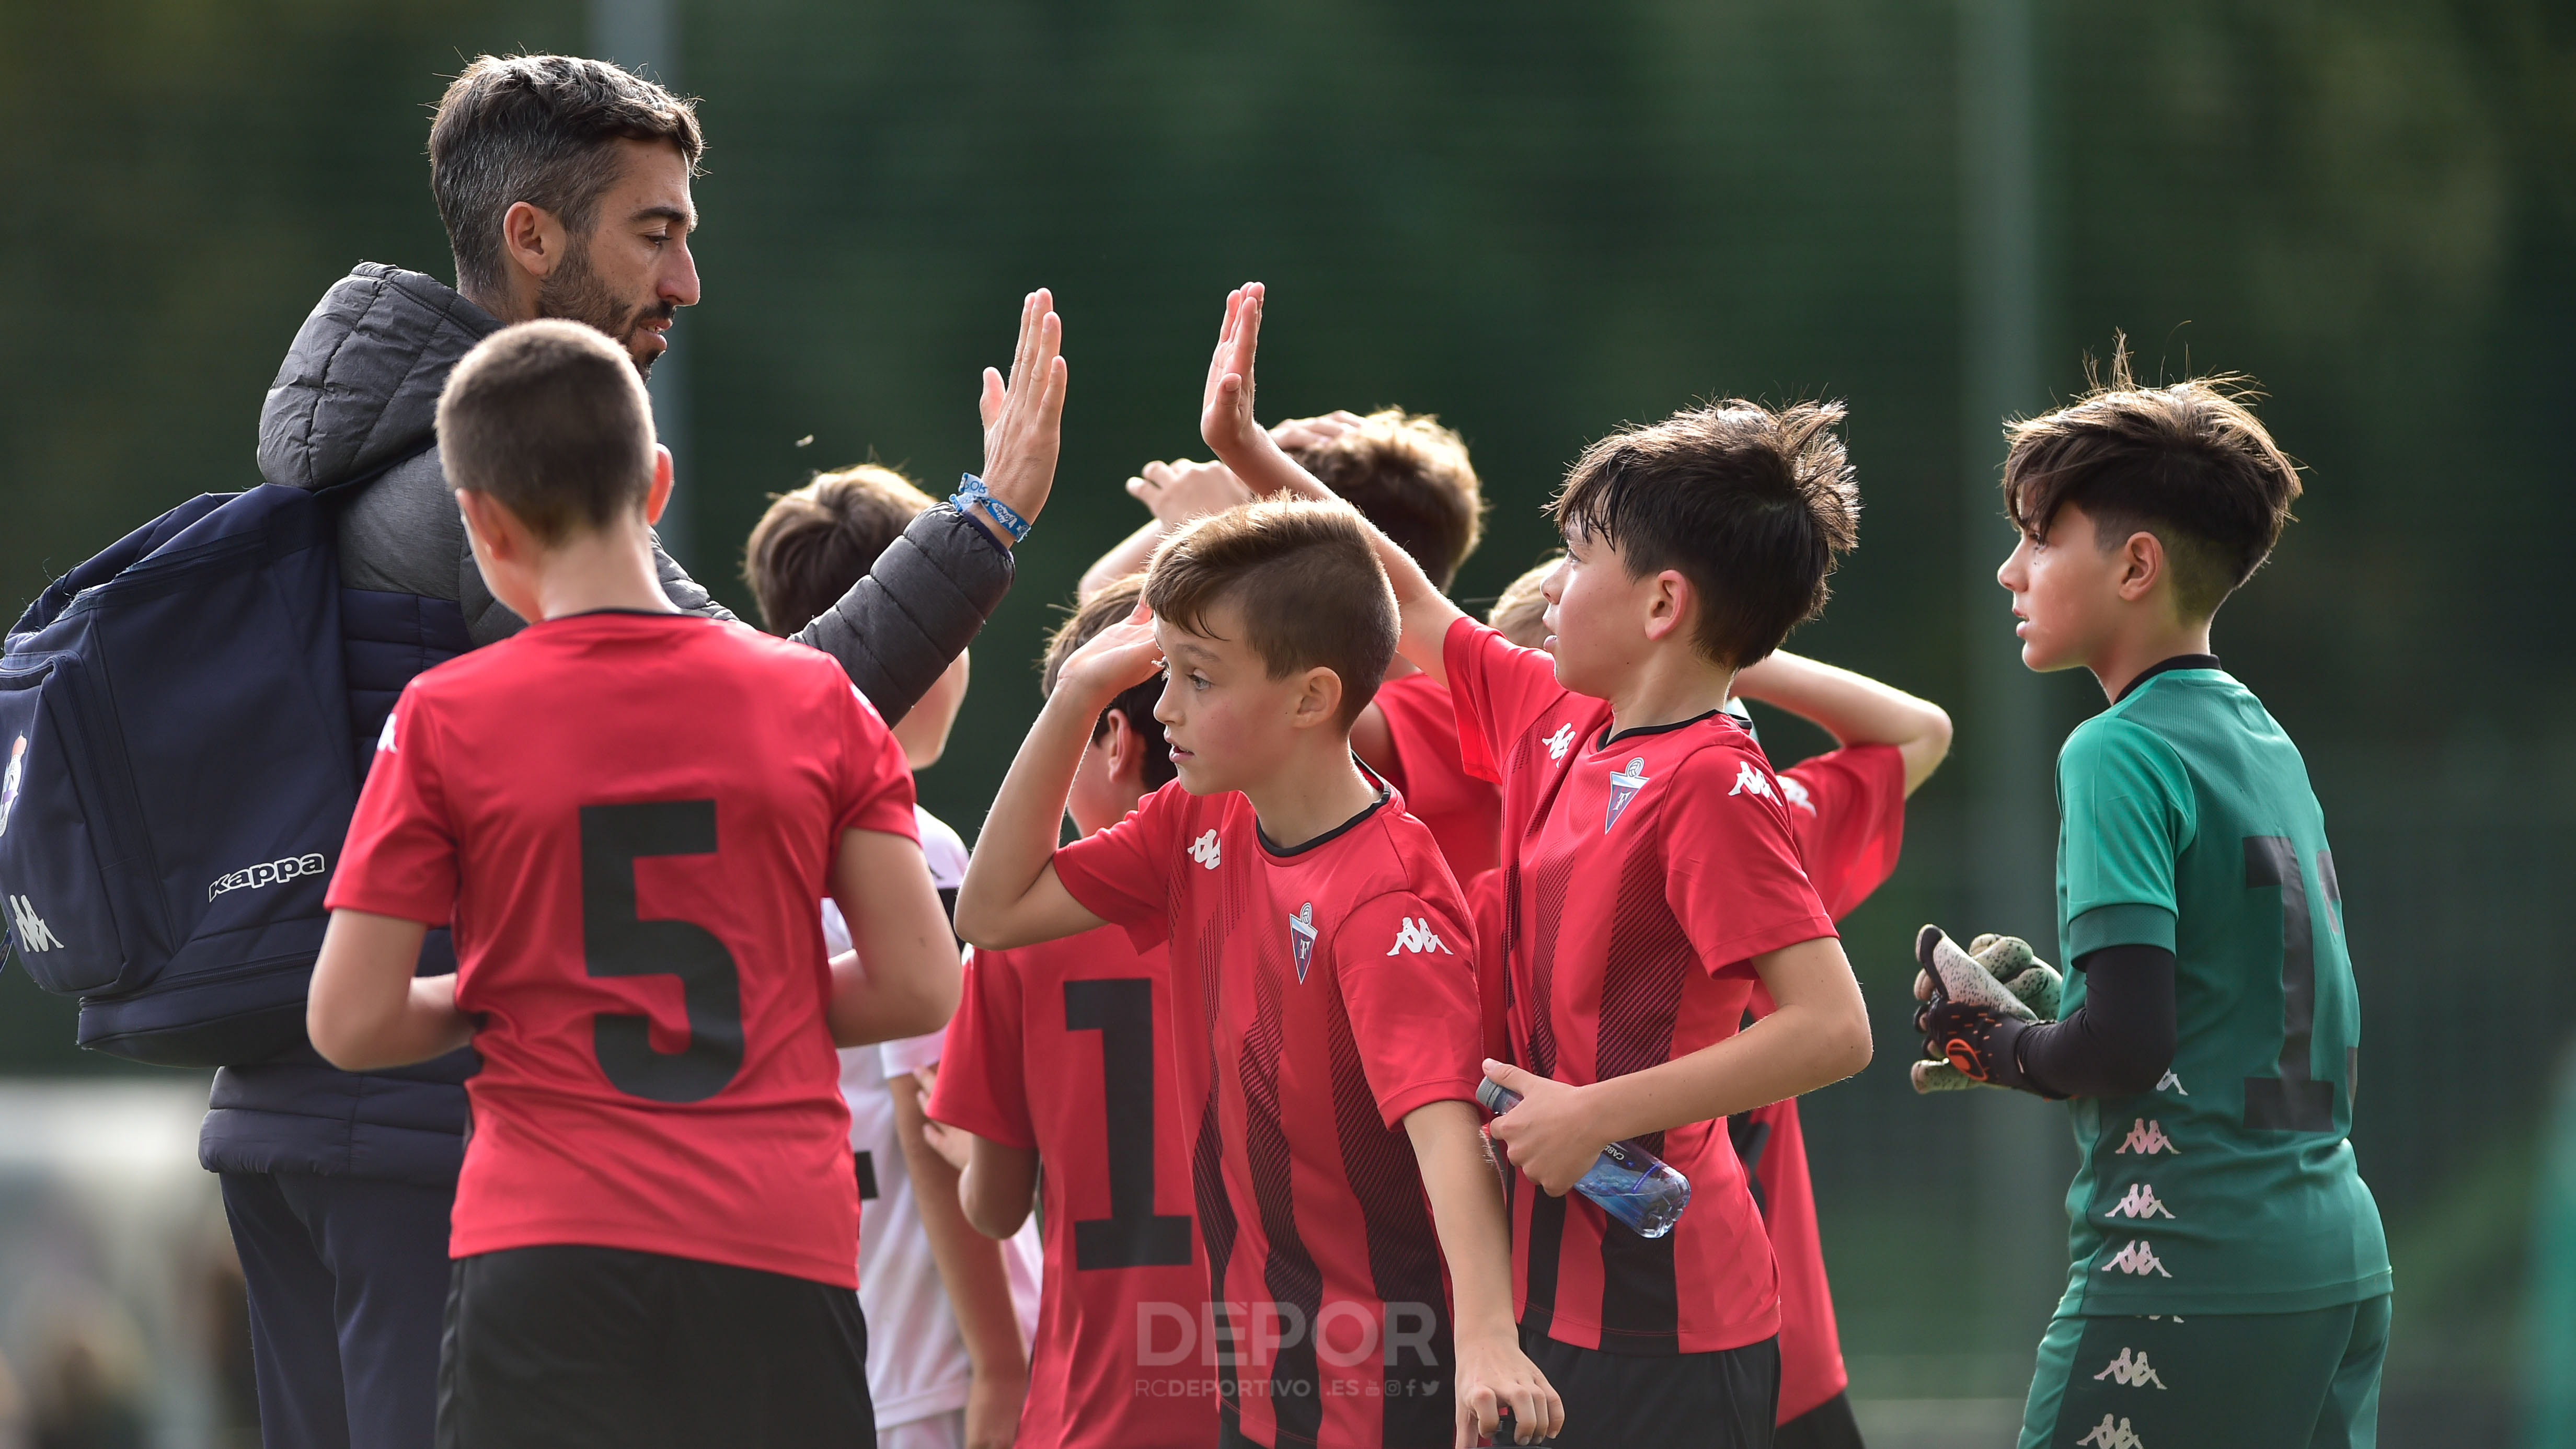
[2002,343,2303,619]
[1144,498,1398,728]
[431,54,705,300]
[437,319,656,544]
[743,465,937,635]
[1552,399,1860,670]
[1487,554,1558,651]
[1042,577,1179,792]
[1288,409,1486,590]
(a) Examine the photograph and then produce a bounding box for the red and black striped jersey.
[1054,778,1483,1449]
[1444,619,1837,1356]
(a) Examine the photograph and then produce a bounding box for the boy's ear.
[645,445,675,527]
[1102,711,1148,790]
[455,488,524,563]
[2113,530,2166,604]
[1641,568,1694,645]
[1290,665,1346,730]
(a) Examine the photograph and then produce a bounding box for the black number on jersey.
[2242,836,2336,1132]
[580,801,743,1103]
[854,1150,879,1201]
[1062,978,1192,1269]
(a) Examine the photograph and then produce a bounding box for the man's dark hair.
[2002,341,2303,619]
[1551,400,1860,669]
[742,465,935,635]
[1043,578,1178,792]
[430,54,704,298]
[1144,499,1398,728]
[1287,409,1486,590]
[436,320,654,542]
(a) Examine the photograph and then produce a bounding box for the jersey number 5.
[2242,836,2338,1132]
[581,800,744,1103]
[1064,978,1192,1269]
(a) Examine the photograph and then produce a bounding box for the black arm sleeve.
[792,505,1014,726]
[1995,944,2177,1098]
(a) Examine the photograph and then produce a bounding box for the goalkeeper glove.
[1907,925,2064,1097]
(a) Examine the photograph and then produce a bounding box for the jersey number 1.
[1063,978,1192,1269]
[581,800,743,1103]
[2242,836,2337,1132]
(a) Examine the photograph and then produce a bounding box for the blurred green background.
[3,1,2570,1442]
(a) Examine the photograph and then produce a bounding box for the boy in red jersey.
[921,577,1211,1448]
[1081,409,1501,882]
[1199,284,1874,1448]
[304,317,1062,1447]
[956,501,1563,1448]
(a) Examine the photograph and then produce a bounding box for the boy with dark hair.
[1933,352,2388,1448]
[919,576,1207,1448]
[1083,408,1503,879]
[1201,283,1874,1447]
[956,498,1563,1449]
[744,465,1037,1449]
[302,319,981,1448]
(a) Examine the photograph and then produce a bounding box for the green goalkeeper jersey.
[2050,657,2390,1316]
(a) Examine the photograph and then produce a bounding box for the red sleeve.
[1441,617,1565,786]
[835,685,920,841]
[1052,781,1187,952]
[326,689,460,925]
[1780,743,1907,923]
[1465,869,1511,1065]
[1665,750,1837,973]
[926,945,1036,1149]
[1335,891,1485,1126]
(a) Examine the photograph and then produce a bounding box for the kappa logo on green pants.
[2019,1296,2389,1449]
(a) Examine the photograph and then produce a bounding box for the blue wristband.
[949,473,1030,543]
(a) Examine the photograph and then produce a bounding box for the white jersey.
[826,806,1042,1429]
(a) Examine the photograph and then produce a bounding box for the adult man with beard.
[209,54,1067,1449]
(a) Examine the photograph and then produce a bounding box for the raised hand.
[974,289,1070,547]
[1124,457,1255,527]
[1196,283,1330,502]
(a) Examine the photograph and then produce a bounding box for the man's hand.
[1125,457,1254,527]
[1479,1061,1609,1197]
[1453,1330,1564,1447]
[974,289,1070,545]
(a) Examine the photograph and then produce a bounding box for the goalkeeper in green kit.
[1923,348,2390,1449]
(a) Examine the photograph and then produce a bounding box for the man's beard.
[536,239,674,380]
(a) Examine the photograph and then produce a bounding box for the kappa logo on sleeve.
[1189,829,1222,870]
[1604,757,1649,830]
[375,713,398,754]
[6,895,62,953]
[0,734,26,838]
[1728,760,1779,803]
[1777,773,1816,816]
[1289,903,1317,982]
[1543,722,1577,762]
[1385,917,1453,957]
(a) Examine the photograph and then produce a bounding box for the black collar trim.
[1600,708,1729,750]
[2117,654,2223,705]
[555,607,689,621]
[1259,759,1394,858]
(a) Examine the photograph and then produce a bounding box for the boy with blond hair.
[1200,283,1874,1447]
[956,498,1562,1448]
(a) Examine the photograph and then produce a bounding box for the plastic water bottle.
[1476,1079,1693,1239]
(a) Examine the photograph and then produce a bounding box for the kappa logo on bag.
[7,895,62,953]
[208,853,329,904]
[0,734,25,838]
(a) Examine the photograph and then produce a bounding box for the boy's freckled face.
[1997,503,2120,673]
[1151,600,1300,797]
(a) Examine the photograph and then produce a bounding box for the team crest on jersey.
[1543,722,1577,762]
[1604,756,1649,831]
[0,734,25,839]
[1288,902,1317,982]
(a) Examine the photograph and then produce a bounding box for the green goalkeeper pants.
[2016,1294,2389,1449]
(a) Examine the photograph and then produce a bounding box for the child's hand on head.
[1269,409,1365,454]
[1054,603,1164,702]
[1125,457,1254,527]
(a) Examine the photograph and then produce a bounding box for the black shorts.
[436,1244,874,1449]
[1519,1325,1781,1448]
[1774,1390,1862,1449]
